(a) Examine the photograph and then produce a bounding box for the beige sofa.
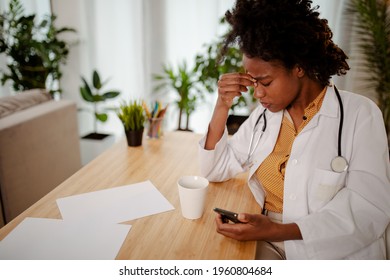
[0,89,81,227]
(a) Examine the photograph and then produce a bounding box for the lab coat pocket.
[308,168,346,213]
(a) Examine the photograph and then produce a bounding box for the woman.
[199,0,390,259]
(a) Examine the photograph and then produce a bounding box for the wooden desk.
[0,131,260,259]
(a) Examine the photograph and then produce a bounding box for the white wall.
[1,0,375,136]
[50,0,235,138]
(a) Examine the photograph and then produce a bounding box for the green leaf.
[92,70,102,89]
[95,113,108,122]
[103,91,120,99]
[92,95,105,102]
[80,86,94,102]
[56,27,77,34]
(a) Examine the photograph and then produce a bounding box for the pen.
[153,101,160,118]
[142,101,152,119]
[157,104,168,118]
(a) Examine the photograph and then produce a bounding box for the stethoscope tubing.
[246,108,267,165]
[245,85,347,172]
[334,86,343,158]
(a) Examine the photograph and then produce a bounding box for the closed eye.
[249,73,272,88]
[255,79,272,87]
[261,81,272,87]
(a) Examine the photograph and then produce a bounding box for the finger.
[218,78,254,89]
[237,213,250,223]
[218,76,255,85]
[216,222,249,241]
[219,84,250,93]
[217,228,239,240]
[240,213,269,227]
[220,90,242,100]
[218,73,256,87]
[215,218,235,233]
[218,89,242,107]
[239,212,257,222]
[218,86,246,102]
[215,214,224,225]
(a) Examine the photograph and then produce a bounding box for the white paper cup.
[177,176,209,219]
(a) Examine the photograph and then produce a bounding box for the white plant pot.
[80,133,115,166]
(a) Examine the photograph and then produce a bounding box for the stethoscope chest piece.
[331,156,348,173]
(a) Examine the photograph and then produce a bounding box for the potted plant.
[0,0,76,96]
[194,17,256,134]
[79,69,120,165]
[153,61,202,131]
[347,0,390,145]
[79,69,121,140]
[117,100,146,146]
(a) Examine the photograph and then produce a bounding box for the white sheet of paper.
[56,180,175,224]
[0,218,131,260]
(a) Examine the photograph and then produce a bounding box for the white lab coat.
[199,85,390,259]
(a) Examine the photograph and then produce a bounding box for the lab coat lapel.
[248,110,283,177]
[300,86,340,134]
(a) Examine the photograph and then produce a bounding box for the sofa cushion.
[0,89,51,119]
[0,99,81,223]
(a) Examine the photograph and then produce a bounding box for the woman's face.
[243,55,303,113]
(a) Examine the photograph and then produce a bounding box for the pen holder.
[147,117,164,139]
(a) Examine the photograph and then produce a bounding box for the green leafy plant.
[194,17,255,114]
[347,0,390,136]
[117,100,146,131]
[152,18,255,133]
[80,70,121,134]
[0,0,76,95]
[153,61,202,131]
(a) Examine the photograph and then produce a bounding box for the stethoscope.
[245,86,348,173]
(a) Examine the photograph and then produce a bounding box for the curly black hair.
[220,0,350,86]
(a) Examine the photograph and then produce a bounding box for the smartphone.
[213,207,242,223]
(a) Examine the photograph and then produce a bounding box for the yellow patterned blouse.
[255,87,327,213]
